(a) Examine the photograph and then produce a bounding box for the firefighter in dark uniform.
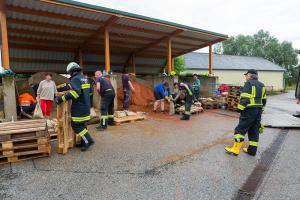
[174,82,193,120]
[225,69,267,156]
[95,71,115,131]
[55,62,94,151]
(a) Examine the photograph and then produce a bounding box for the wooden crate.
[56,96,75,154]
[114,115,146,125]
[0,119,51,164]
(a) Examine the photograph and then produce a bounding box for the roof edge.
[55,0,228,38]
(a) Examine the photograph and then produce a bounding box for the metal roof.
[3,0,228,74]
[185,52,285,72]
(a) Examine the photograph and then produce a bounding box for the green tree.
[214,30,299,85]
[174,56,185,75]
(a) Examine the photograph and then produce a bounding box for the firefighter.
[225,69,267,156]
[174,82,193,120]
[55,62,94,151]
[95,71,115,131]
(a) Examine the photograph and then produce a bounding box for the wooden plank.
[104,28,110,72]
[0,0,10,69]
[0,152,50,164]
[114,115,146,125]
[167,39,172,74]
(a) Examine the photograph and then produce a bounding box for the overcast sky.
[79,0,299,53]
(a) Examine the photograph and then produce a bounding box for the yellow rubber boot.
[242,148,248,153]
[224,142,244,156]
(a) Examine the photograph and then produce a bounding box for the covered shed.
[0,0,227,119]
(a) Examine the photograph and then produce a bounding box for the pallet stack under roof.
[226,86,241,111]
[0,119,51,164]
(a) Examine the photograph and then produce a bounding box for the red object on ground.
[218,84,229,92]
[40,99,53,117]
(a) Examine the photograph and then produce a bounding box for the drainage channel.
[233,129,289,200]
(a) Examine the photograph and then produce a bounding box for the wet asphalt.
[0,92,299,200]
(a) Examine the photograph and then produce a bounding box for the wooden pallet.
[0,152,50,164]
[0,119,51,164]
[114,115,146,125]
[56,95,74,154]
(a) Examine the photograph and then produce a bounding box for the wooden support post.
[167,39,172,74]
[171,57,175,71]
[0,0,10,69]
[131,54,136,74]
[209,45,213,75]
[104,28,110,73]
[78,48,83,68]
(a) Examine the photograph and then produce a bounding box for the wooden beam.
[172,57,175,71]
[167,39,172,74]
[209,45,212,75]
[7,18,94,34]
[134,29,184,55]
[80,16,119,48]
[132,54,136,74]
[7,5,102,25]
[104,28,110,72]
[78,48,83,68]
[0,0,10,69]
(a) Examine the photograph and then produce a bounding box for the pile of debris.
[176,102,204,114]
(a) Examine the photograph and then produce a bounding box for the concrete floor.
[0,92,299,200]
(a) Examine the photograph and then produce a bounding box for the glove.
[55,96,64,105]
[259,123,265,134]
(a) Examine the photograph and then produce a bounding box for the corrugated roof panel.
[109,27,161,40]
[10,48,74,60]
[8,23,90,37]
[180,31,218,42]
[7,12,99,30]
[9,32,82,43]
[11,62,67,72]
[135,57,165,66]
[7,0,111,22]
[172,37,205,46]
[116,18,174,34]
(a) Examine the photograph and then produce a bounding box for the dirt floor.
[1,92,299,200]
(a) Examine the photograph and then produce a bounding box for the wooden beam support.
[132,54,136,74]
[172,57,175,71]
[104,28,110,73]
[80,16,119,49]
[134,29,184,55]
[0,0,10,69]
[78,48,83,68]
[167,39,172,74]
[209,45,213,75]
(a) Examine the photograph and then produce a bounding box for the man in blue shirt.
[153,82,171,112]
[192,74,201,102]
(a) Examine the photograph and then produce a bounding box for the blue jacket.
[154,83,171,98]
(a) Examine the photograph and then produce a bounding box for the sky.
[78,0,300,53]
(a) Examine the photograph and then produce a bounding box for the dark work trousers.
[193,90,200,101]
[100,90,115,128]
[71,120,91,144]
[123,90,131,110]
[185,94,193,115]
[234,108,262,155]
[21,105,36,113]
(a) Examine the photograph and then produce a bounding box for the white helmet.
[66,62,81,74]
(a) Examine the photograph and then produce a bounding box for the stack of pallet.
[0,119,51,164]
[114,111,147,125]
[226,86,241,111]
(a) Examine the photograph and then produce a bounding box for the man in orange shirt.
[19,92,36,114]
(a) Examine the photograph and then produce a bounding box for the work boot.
[96,124,107,131]
[81,133,94,151]
[108,118,114,126]
[75,139,85,148]
[180,114,190,120]
[224,142,244,156]
[242,147,257,156]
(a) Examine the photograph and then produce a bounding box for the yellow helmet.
[170,71,176,76]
